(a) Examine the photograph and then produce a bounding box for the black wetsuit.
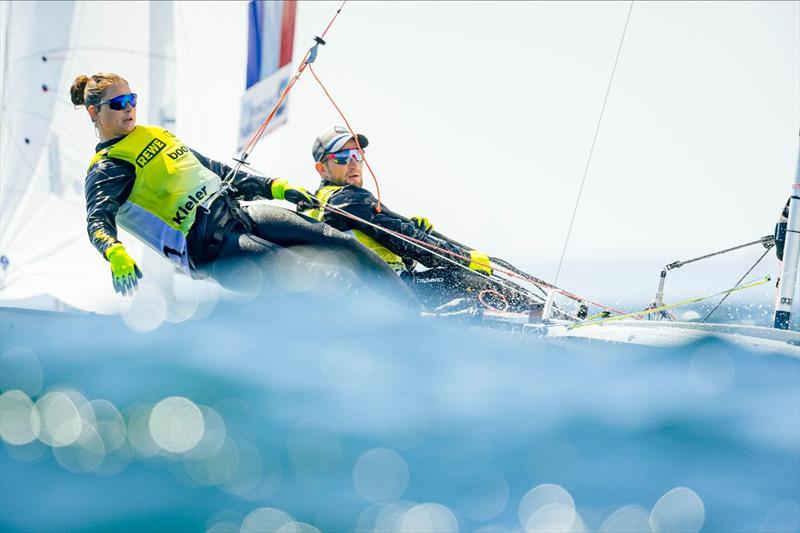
[310,181,539,311]
[84,139,419,305]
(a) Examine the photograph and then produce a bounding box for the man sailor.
[301,126,537,311]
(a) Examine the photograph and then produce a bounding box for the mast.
[774,136,800,330]
[149,0,176,129]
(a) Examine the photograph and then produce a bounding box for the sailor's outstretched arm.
[84,158,135,257]
[190,149,277,200]
[84,158,143,296]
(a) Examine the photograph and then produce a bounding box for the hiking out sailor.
[73,73,415,302]
[301,126,538,311]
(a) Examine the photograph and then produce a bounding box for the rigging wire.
[571,275,772,329]
[554,0,634,285]
[664,237,773,270]
[701,244,774,323]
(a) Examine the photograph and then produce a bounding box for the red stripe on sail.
[279,0,296,68]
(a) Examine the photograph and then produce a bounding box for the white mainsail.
[0,1,163,313]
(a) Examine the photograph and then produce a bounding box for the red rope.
[479,290,509,312]
[318,0,346,38]
[308,64,383,212]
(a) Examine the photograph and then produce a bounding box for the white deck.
[542,320,800,357]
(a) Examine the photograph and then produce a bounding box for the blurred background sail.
[0,1,183,314]
[0,0,123,313]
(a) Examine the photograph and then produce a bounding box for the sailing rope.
[554,0,634,285]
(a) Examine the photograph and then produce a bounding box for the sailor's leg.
[194,229,363,296]
[243,203,420,308]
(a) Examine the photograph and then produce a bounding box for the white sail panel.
[0,1,77,234]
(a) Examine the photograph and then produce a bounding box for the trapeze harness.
[87,125,221,272]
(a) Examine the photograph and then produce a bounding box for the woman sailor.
[73,72,412,301]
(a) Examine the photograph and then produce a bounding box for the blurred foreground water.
[1,285,799,532]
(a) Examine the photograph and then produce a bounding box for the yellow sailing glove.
[410,216,434,234]
[468,249,493,275]
[270,179,314,206]
[105,243,143,296]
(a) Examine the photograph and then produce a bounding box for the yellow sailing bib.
[88,125,221,271]
[305,185,406,271]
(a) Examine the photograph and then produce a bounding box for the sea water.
[0,285,798,532]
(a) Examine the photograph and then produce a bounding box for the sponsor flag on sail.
[238,0,296,150]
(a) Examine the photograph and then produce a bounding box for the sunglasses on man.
[325,148,364,165]
[97,93,137,111]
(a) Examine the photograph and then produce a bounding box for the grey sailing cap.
[312,126,369,162]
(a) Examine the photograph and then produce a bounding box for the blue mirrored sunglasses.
[97,93,137,111]
[326,148,364,165]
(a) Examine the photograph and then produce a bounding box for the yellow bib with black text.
[305,184,406,271]
[88,125,221,271]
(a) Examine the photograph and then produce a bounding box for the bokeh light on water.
[184,406,227,459]
[35,389,85,447]
[518,483,576,528]
[525,503,584,533]
[649,486,705,533]
[598,504,651,532]
[240,507,293,533]
[0,390,40,445]
[398,503,459,533]
[352,448,409,504]
[52,420,106,474]
[127,404,161,458]
[148,396,205,453]
[121,284,168,332]
[184,436,240,487]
